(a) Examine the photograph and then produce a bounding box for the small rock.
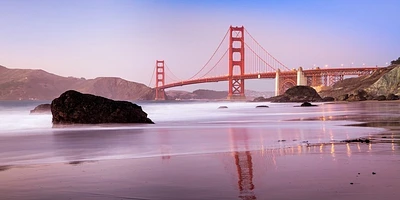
[342,138,370,143]
[350,182,354,185]
[278,140,286,142]
[300,102,318,107]
[372,172,376,175]
[256,105,269,108]
[218,106,228,109]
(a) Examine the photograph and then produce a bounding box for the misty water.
[0,101,387,166]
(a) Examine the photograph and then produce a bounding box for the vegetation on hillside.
[391,57,400,65]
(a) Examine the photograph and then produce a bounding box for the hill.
[0,65,154,100]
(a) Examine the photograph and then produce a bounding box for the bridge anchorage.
[151,26,382,101]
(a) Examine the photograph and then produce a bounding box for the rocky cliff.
[319,65,400,100]
[0,65,154,100]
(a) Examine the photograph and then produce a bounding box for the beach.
[1,142,399,200]
[0,101,399,200]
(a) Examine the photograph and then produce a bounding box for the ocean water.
[0,100,387,165]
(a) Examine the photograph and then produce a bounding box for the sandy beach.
[1,141,400,200]
[1,101,400,200]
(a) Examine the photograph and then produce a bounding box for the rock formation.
[254,86,322,102]
[30,104,51,114]
[320,65,400,101]
[51,90,154,124]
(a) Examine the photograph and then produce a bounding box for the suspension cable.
[244,42,276,71]
[245,28,290,71]
[187,28,230,80]
[148,65,156,87]
[200,48,229,79]
[164,63,181,81]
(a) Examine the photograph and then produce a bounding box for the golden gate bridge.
[149,26,382,100]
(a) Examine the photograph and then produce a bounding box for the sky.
[0,0,399,91]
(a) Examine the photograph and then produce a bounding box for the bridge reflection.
[228,128,257,200]
[224,126,387,200]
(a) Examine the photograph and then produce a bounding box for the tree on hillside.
[391,57,400,65]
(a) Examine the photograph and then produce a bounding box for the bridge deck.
[157,67,380,89]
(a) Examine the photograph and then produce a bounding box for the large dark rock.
[347,89,369,101]
[51,90,154,124]
[263,86,323,102]
[336,94,349,101]
[375,95,386,101]
[322,96,335,102]
[30,104,51,114]
[387,93,399,100]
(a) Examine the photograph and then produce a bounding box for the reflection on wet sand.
[0,165,12,172]
[219,139,400,200]
[0,140,399,199]
[228,128,257,199]
[52,128,145,162]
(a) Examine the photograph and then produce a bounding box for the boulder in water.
[263,86,323,102]
[375,95,386,101]
[300,102,318,107]
[256,105,269,108]
[51,90,154,124]
[322,96,335,102]
[347,90,369,101]
[30,104,51,114]
[387,93,399,100]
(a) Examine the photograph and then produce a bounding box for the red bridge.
[150,26,382,100]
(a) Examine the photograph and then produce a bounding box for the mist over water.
[0,101,386,165]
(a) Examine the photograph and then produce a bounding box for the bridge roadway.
[158,67,381,89]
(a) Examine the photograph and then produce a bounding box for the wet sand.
[1,101,400,200]
[1,141,400,200]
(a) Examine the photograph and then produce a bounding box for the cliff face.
[365,65,400,96]
[319,65,400,99]
[0,66,154,100]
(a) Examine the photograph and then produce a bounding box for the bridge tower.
[228,26,246,100]
[155,60,166,100]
